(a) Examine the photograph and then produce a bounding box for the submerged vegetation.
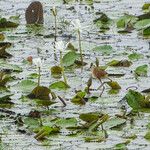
[0,0,150,149]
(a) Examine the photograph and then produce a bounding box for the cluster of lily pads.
[1,1,150,149]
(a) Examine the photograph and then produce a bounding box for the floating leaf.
[128,53,143,60]
[134,19,150,30]
[79,112,100,123]
[28,86,51,101]
[117,14,137,29]
[27,73,39,79]
[142,3,150,11]
[0,71,11,87]
[0,46,12,58]
[62,51,79,67]
[34,126,60,140]
[66,43,78,51]
[24,117,40,131]
[144,131,150,140]
[0,42,11,48]
[14,80,37,93]
[0,92,14,108]
[107,81,121,90]
[0,18,19,28]
[134,64,148,76]
[49,81,70,90]
[51,66,62,75]
[125,90,150,110]
[71,91,86,105]
[107,59,132,67]
[114,140,130,150]
[54,118,77,128]
[92,45,113,55]
[0,60,22,72]
[0,34,5,41]
[143,27,150,35]
[103,117,126,129]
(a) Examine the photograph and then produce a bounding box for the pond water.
[1,0,150,149]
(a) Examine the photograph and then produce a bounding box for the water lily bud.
[52,6,57,16]
[87,76,92,87]
[27,56,33,63]
[95,58,99,67]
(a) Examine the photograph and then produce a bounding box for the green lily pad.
[0,60,22,72]
[103,117,126,129]
[34,126,60,140]
[128,53,144,60]
[51,66,62,75]
[134,64,148,76]
[117,14,138,29]
[144,131,150,140]
[106,81,121,90]
[49,81,70,90]
[71,91,86,105]
[0,46,12,58]
[0,71,11,87]
[79,112,100,123]
[143,27,150,35]
[24,117,40,132]
[142,3,150,11]
[62,51,79,67]
[28,86,52,101]
[0,18,19,28]
[107,59,132,67]
[13,80,37,93]
[125,90,150,110]
[54,118,77,128]
[135,19,150,30]
[92,45,113,55]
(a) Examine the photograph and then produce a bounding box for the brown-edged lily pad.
[0,18,19,28]
[107,59,132,67]
[0,46,12,58]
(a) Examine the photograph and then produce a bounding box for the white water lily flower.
[71,19,82,32]
[55,41,68,51]
[32,57,43,68]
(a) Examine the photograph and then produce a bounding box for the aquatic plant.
[32,57,44,86]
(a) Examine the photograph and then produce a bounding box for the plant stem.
[60,51,67,85]
[54,15,57,42]
[78,30,83,66]
[38,67,41,86]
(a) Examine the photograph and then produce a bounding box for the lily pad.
[103,117,126,129]
[107,59,132,67]
[125,90,150,110]
[34,126,60,140]
[51,66,62,75]
[0,46,12,58]
[0,33,5,41]
[92,45,113,55]
[13,80,37,93]
[62,51,79,67]
[49,81,70,90]
[106,81,121,90]
[134,64,148,76]
[0,60,22,72]
[0,18,19,28]
[128,53,143,60]
[71,91,87,105]
[117,14,138,29]
[134,19,150,30]
[28,86,52,100]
